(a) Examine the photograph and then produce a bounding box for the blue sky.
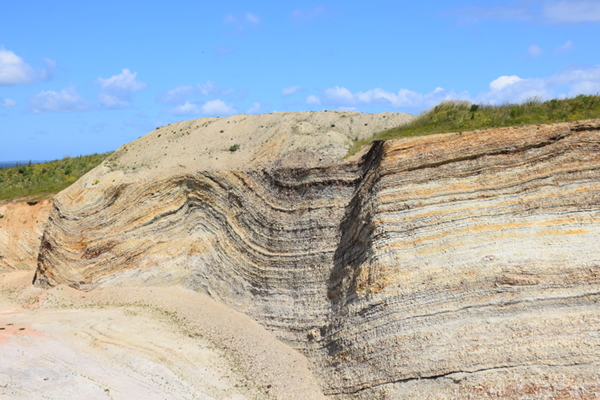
[1,0,599,161]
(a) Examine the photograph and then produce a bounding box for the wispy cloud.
[555,40,573,54]
[281,86,302,96]
[29,84,89,113]
[96,68,146,109]
[40,58,57,81]
[0,47,35,86]
[448,1,600,25]
[292,6,329,25]
[223,11,261,35]
[169,99,237,116]
[89,122,108,133]
[160,81,246,115]
[198,81,237,98]
[306,86,468,110]
[528,44,543,57]
[306,95,321,105]
[224,12,261,24]
[1,98,16,108]
[245,12,260,24]
[543,1,600,23]
[215,45,236,59]
[445,5,531,25]
[157,85,194,105]
[246,102,261,114]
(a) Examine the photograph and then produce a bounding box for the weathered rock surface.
[0,199,51,272]
[33,113,600,398]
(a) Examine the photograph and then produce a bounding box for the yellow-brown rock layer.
[34,116,600,398]
[0,199,51,272]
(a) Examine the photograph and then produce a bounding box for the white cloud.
[40,58,57,81]
[170,99,237,116]
[528,44,543,57]
[246,102,261,114]
[0,47,35,86]
[96,68,146,108]
[479,65,600,104]
[281,86,302,96]
[305,64,600,113]
[544,1,600,23]
[312,86,466,109]
[325,86,354,103]
[29,85,89,113]
[200,99,236,116]
[158,85,194,104]
[292,6,329,24]
[246,12,260,24]
[554,65,600,95]
[170,101,201,115]
[490,75,524,91]
[1,98,16,108]
[555,40,573,53]
[306,95,321,105]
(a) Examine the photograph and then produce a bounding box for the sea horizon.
[0,160,47,169]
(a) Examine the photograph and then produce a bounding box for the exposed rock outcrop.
[33,113,600,398]
[0,199,51,272]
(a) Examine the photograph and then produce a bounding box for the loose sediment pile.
[32,112,600,398]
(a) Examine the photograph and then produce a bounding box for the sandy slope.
[0,271,325,400]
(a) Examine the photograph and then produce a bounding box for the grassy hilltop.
[348,94,600,156]
[0,153,111,201]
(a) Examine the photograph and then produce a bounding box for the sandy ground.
[0,271,325,400]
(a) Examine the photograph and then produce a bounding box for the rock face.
[33,113,600,398]
[0,200,51,272]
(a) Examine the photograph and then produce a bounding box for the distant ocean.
[0,160,46,169]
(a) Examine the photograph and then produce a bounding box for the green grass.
[348,94,600,156]
[0,152,112,201]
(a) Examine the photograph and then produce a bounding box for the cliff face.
[0,199,51,272]
[33,113,600,398]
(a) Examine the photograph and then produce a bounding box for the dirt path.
[0,271,325,400]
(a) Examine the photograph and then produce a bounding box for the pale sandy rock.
[29,114,600,398]
[0,271,325,400]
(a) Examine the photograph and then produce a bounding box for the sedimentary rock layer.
[0,200,51,272]
[34,115,600,398]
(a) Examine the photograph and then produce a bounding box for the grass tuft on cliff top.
[0,153,112,201]
[348,94,600,156]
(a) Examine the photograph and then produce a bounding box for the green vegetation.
[0,153,112,201]
[348,94,600,156]
[229,144,240,152]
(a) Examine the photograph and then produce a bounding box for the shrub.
[229,144,240,152]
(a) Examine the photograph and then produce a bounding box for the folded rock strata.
[33,113,600,398]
